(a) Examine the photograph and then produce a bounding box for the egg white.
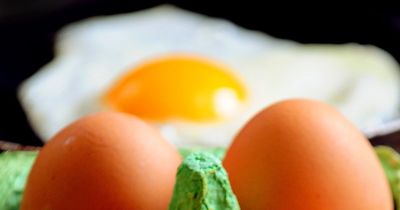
[18,5,400,147]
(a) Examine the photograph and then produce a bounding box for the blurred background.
[0,0,399,146]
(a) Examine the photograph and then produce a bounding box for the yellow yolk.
[104,55,247,122]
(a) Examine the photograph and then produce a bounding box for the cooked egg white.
[18,5,400,147]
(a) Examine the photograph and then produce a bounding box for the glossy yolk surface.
[104,55,247,122]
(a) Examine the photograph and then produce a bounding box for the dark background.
[0,1,399,146]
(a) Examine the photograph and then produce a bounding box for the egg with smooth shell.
[224,99,393,210]
[21,112,181,210]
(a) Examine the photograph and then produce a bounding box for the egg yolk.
[104,55,247,122]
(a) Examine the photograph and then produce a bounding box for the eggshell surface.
[21,112,181,210]
[223,99,393,210]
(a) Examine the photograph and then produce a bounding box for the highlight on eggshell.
[20,112,181,210]
[223,99,393,210]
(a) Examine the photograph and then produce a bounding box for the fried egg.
[18,5,400,147]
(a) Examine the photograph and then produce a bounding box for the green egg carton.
[375,146,400,209]
[0,151,38,210]
[3,146,400,210]
[0,148,238,210]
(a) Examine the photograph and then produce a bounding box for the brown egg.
[223,99,393,210]
[21,112,181,210]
